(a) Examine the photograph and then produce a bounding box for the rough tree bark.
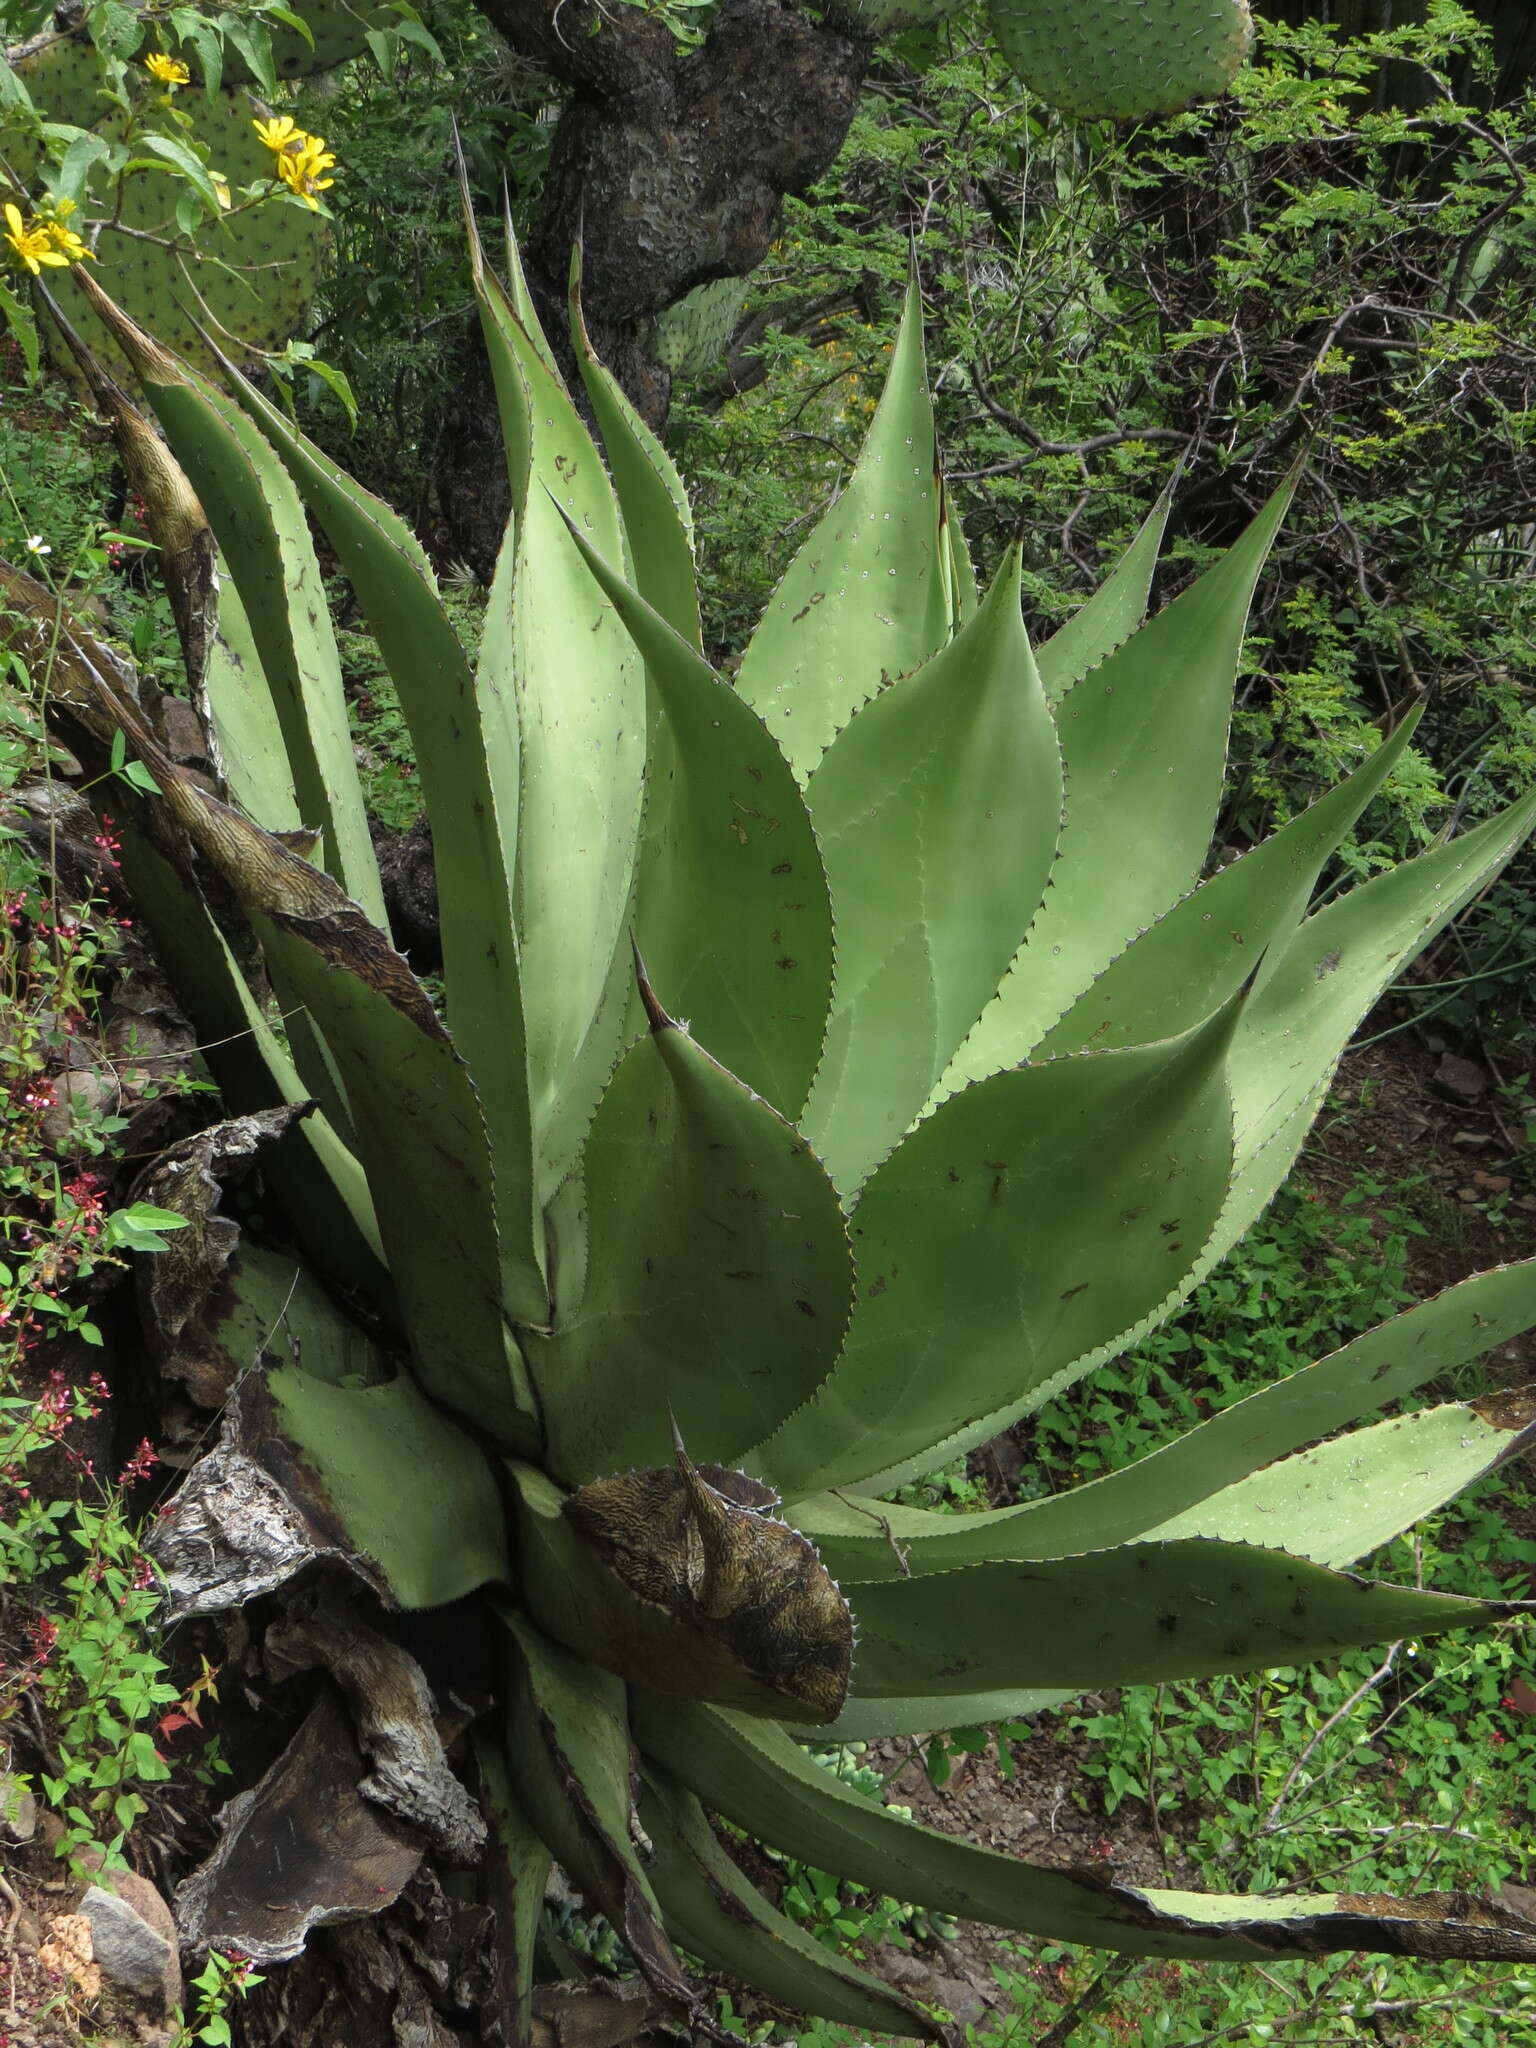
[435,0,872,574]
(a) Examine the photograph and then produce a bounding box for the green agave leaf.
[1033,704,1424,1059]
[1034,482,1172,705]
[558,521,833,1120]
[850,786,1536,1497]
[501,185,561,378]
[71,276,384,926]
[634,1702,1536,1962]
[945,475,1294,1092]
[189,1239,389,1394]
[198,579,302,833]
[843,1538,1524,1699]
[469,250,644,1211]
[823,1688,1073,1743]
[465,221,534,514]
[939,479,978,628]
[793,1260,1536,1583]
[497,1609,693,2011]
[473,1736,552,2047]
[207,342,542,1318]
[255,1365,511,1609]
[569,248,703,652]
[1230,790,1536,1179]
[534,988,854,1483]
[801,550,1063,1196]
[755,999,1237,1500]
[66,625,534,1445]
[1146,1386,1536,1566]
[736,272,951,782]
[251,900,536,1449]
[638,1765,940,2040]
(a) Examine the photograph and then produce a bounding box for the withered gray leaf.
[564,1446,852,1723]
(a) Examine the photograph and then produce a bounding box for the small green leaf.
[127,133,223,212]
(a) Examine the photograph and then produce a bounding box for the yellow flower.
[44,217,94,263]
[275,134,337,210]
[3,201,68,276]
[252,114,303,155]
[145,52,191,88]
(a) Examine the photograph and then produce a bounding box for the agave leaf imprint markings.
[736,274,950,782]
[801,550,1063,1196]
[758,1003,1238,1500]
[561,524,833,1119]
[536,1010,855,1486]
[946,479,1295,1091]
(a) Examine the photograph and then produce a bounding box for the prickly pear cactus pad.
[5,205,1536,2032]
[2,28,325,379]
[988,0,1255,120]
[651,275,751,378]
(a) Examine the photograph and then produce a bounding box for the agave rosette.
[4,211,1536,2035]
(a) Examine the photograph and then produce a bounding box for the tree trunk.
[435,0,871,575]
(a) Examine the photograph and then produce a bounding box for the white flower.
[25,535,51,556]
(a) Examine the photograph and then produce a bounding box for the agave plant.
[5,212,1536,2037]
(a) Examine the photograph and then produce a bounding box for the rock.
[1,1770,37,1842]
[1434,1053,1489,1102]
[38,1911,102,2001]
[1472,1171,1513,1194]
[931,1973,990,2024]
[881,1950,928,1990]
[81,1880,181,2005]
[38,1066,118,1148]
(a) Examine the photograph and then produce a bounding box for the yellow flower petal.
[253,115,302,154]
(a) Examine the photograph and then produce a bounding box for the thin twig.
[1259,1644,1399,1833]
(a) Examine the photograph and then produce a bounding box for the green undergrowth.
[0,476,257,2042]
[729,1167,1536,2046]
